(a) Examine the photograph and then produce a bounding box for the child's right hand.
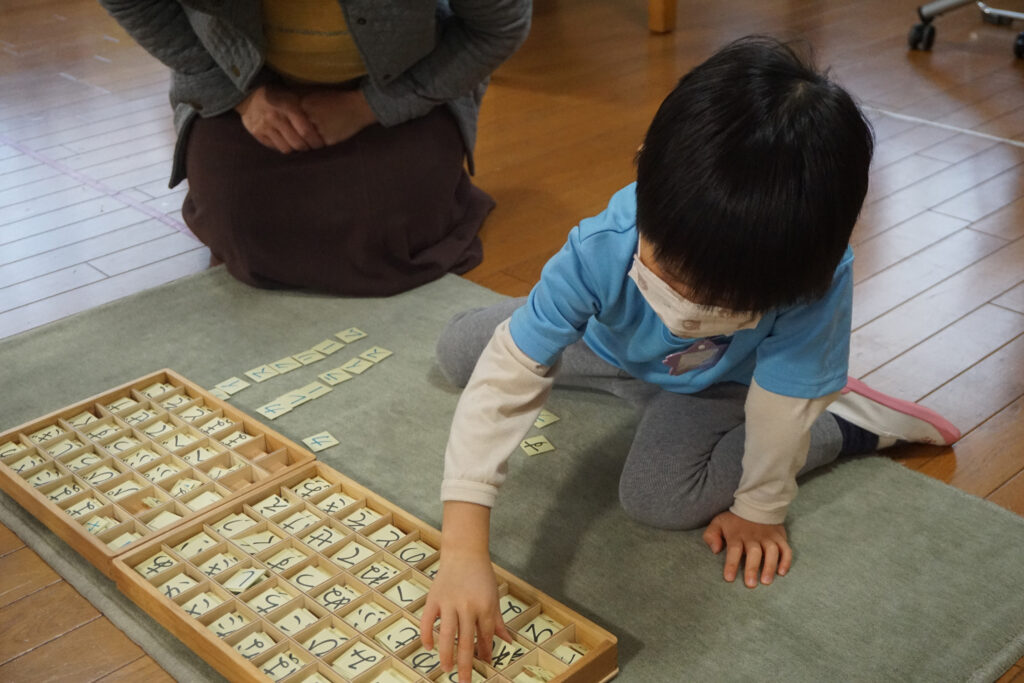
[419,501,513,683]
[420,552,512,681]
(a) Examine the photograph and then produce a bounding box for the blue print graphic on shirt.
[662,336,730,376]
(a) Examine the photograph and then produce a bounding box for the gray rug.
[2,267,1023,682]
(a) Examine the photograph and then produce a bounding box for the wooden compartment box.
[113,461,619,683]
[0,369,314,576]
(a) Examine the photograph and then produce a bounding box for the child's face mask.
[628,252,761,338]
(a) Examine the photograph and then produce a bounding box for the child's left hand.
[702,511,792,588]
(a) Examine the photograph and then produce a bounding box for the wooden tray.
[0,369,313,577]
[112,461,619,683]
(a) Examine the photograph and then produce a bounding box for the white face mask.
[628,252,761,338]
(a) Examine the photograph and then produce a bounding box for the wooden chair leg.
[649,0,677,33]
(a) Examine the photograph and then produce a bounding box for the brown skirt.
[182,106,494,296]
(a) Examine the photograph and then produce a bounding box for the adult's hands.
[300,88,378,146]
[234,84,325,153]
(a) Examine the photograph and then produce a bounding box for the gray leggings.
[436,298,845,530]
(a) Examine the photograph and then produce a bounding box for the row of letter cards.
[112,462,619,683]
[0,370,314,576]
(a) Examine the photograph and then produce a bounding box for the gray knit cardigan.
[98,0,532,186]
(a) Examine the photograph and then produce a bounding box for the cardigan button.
[356,17,367,25]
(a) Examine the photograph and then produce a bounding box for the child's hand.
[702,510,792,588]
[420,501,512,683]
[420,554,512,682]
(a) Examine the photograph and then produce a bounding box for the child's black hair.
[635,35,873,312]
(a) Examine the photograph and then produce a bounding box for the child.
[419,36,960,680]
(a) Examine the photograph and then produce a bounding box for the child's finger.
[419,600,440,650]
[702,523,723,553]
[723,542,743,582]
[476,616,495,664]
[495,613,514,643]
[456,612,476,682]
[743,543,762,588]
[438,607,458,670]
[761,544,780,584]
[778,539,793,576]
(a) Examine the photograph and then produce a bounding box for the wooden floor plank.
[0,617,146,682]
[976,103,1024,141]
[988,471,1024,518]
[897,68,1021,121]
[861,305,1024,401]
[865,152,950,203]
[0,524,25,557]
[0,185,104,228]
[918,395,1024,499]
[921,334,1024,439]
[851,210,968,284]
[0,263,107,313]
[0,171,82,206]
[95,655,176,683]
[853,191,936,244]
[51,135,175,170]
[19,106,168,153]
[0,205,149,261]
[871,144,1024,222]
[850,237,1024,375]
[0,247,210,339]
[0,163,59,192]
[0,547,62,609]
[995,282,1024,313]
[933,165,1024,222]
[61,119,174,156]
[938,87,1024,130]
[995,662,1023,683]
[0,216,170,289]
[0,581,100,664]
[100,162,171,194]
[919,131,999,164]
[87,231,201,277]
[0,152,39,175]
[969,195,1024,241]
[2,92,166,140]
[868,124,957,171]
[850,227,1007,329]
[83,145,176,182]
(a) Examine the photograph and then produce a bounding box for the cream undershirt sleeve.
[730,379,840,525]
[440,319,557,507]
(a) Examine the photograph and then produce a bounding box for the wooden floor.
[1,0,1023,680]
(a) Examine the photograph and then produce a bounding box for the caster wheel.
[1014,32,1024,59]
[908,22,936,51]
